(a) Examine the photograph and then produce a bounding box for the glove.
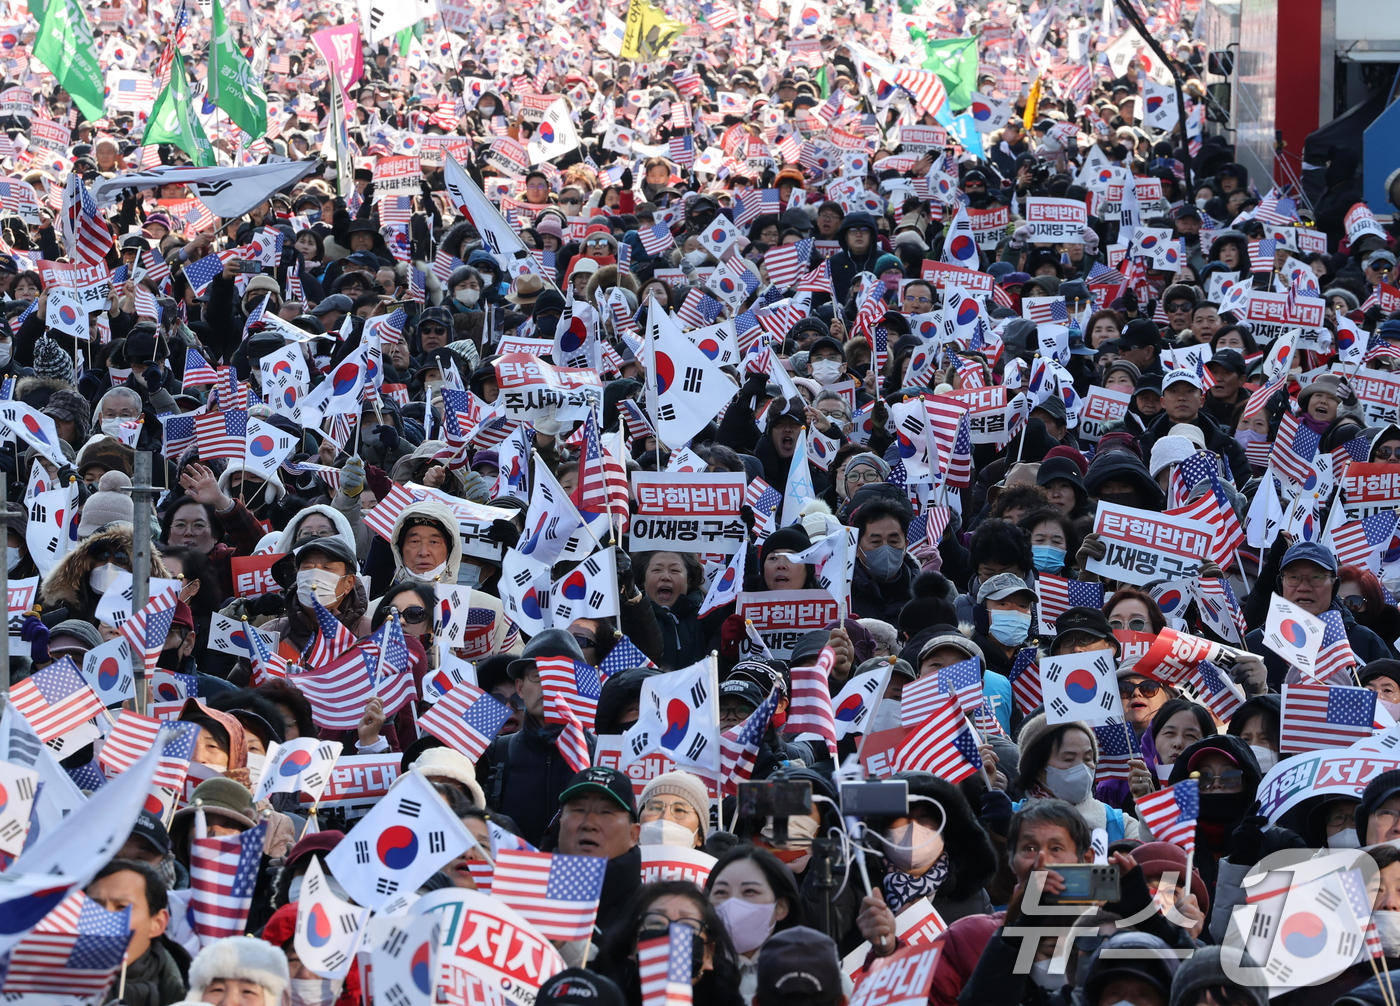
[460,471,492,504]
[1082,228,1100,256]
[617,551,636,599]
[340,456,366,498]
[620,167,634,190]
[1077,532,1107,565]
[372,424,400,451]
[1229,652,1269,695]
[485,518,520,548]
[142,365,163,390]
[980,788,1013,838]
[1229,805,1268,867]
[20,614,48,666]
[1009,224,1032,249]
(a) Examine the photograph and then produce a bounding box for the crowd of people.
[5,0,1400,1005]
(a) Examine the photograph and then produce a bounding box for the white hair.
[97,386,142,417]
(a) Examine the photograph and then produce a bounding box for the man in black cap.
[1160,283,1197,338]
[1137,367,1251,483]
[309,294,354,334]
[415,305,454,359]
[1202,348,1251,424]
[536,970,625,1006]
[755,927,843,1006]
[1112,318,1164,375]
[482,629,596,846]
[1051,608,1122,659]
[556,766,641,934]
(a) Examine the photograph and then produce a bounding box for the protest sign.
[737,590,842,661]
[629,472,747,553]
[919,261,994,292]
[1093,176,1169,221]
[371,155,421,198]
[1085,502,1211,585]
[1025,197,1087,242]
[412,890,565,1006]
[1352,369,1400,427]
[1257,750,1400,824]
[842,901,946,975]
[493,353,603,421]
[846,944,941,1005]
[897,125,947,153]
[1346,203,1388,245]
[929,387,1009,444]
[1341,462,1400,519]
[231,554,284,598]
[1244,292,1326,346]
[1077,386,1131,441]
[639,844,717,886]
[967,204,1009,249]
[297,754,401,817]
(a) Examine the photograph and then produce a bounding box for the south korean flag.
[551,547,619,624]
[254,737,341,804]
[294,857,370,978]
[325,772,472,911]
[367,913,440,1006]
[1041,650,1122,725]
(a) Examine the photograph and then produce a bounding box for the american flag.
[1281,683,1377,752]
[62,173,112,265]
[492,848,606,941]
[289,649,373,731]
[1009,646,1042,715]
[143,248,172,292]
[638,924,695,1006]
[675,290,724,330]
[183,346,218,388]
[1331,433,1372,474]
[1315,610,1360,680]
[638,223,676,256]
[894,688,982,782]
[572,410,628,519]
[925,400,973,489]
[181,251,227,297]
[1169,450,1220,509]
[0,892,132,998]
[673,68,704,94]
[153,1,188,84]
[763,238,813,288]
[120,591,179,674]
[892,67,949,119]
[1192,659,1245,722]
[537,656,603,730]
[431,254,464,289]
[98,714,198,790]
[304,598,358,668]
[1135,779,1199,852]
[553,693,592,772]
[162,412,197,461]
[190,820,268,943]
[1255,188,1299,226]
[10,656,106,742]
[1092,721,1141,781]
[937,655,985,712]
[1167,477,1245,567]
[1331,511,1398,569]
[719,686,780,796]
[786,647,838,758]
[697,0,738,26]
[668,134,695,168]
[1271,413,1322,487]
[598,633,658,681]
[1366,330,1400,364]
[1036,574,1104,629]
[1024,298,1069,324]
[360,613,416,718]
[420,682,512,761]
[246,615,289,684]
[733,188,780,228]
[1247,238,1278,273]
[194,409,249,460]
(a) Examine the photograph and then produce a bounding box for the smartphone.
[840,781,908,818]
[738,780,812,820]
[1040,863,1120,905]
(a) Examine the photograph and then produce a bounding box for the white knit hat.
[187,937,289,1006]
[638,771,710,838]
[77,471,134,538]
[1148,435,1196,478]
[410,745,487,808]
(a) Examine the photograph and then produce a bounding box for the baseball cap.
[1206,349,1247,376]
[1162,366,1202,391]
[978,572,1035,604]
[537,970,626,1006]
[310,294,354,317]
[558,766,638,818]
[720,678,765,709]
[1053,607,1121,657]
[1281,540,1339,576]
[756,927,843,1006]
[128,809,171,856]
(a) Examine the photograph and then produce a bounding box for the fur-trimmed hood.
[187,937,289,1006]
[890,772,999,902]
[585,263,640,303]
[39,526,172,625]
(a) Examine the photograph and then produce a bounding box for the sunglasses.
[1165,300,1194,312]
[1119,680,1163,698]
[393,604,430,623]
[420,325,448,335]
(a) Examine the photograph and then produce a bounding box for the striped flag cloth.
[0,892,131,998]
[1192,659,1246,722]
[894,688,982,782]
[554,694,592,772]
[162,412,197,460]
[1009,646,1043,715]
[598,633,658,681]
[10,656,106,742]
[289,650,373,731]
[668,134,695,168]
[697,0,738,26]
[1331,433,1372,474]
[785,646,839,758]
[572,410,629,521]
[62,173,112,264]
[190,820,268,944]
[925,400,973,489]
[359,613,417,717]
[183,347,218,387]
[763,238,813,288]
[1024,298,1069,324]
[194,409,249,460]
[1281,683,1377,752]
[675,290,724,330]
[936,656,985,712]
[420,682,513,760]
[733,188,780,228]
[638,924,695,1006]
[1331,511,1398,569]
[1092,721,1141,782]
[1271,413,1322,487]
[638,223,676,256]
[181,251,227,297]
[246,615,289,684]
[719,686,780,796]
[901,671,951,725]
[492,849,606,941]
[1136,779,1199,852]
[1315,610,1360,680]
[1036,574,1104,629]
[796,260,833,295]
[98,714,198,788]
[120,590,179,674]
[1247,238,1277,273]
[538,656,603,731]
[892,67,949,119]
[303,598,358,668]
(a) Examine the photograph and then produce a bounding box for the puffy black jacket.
[482,719,596,847]
[828,211,882,305]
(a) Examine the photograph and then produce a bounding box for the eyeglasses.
[1165,300,1194,312]
[1373,809,1400,831]
[392,604,429,623]
[1109,617,1149,632]
[1119,680,1163,698]
[641,798,698,820]
[846,469,884,484]
[572,634,597,650]
[294,528,335,544]
[905,294,933,306]
[1196,769,1244,792]
[171,521,210,534]
[639,915,705,938]
[1282,570,1335,587]
[1326,809,1357,828]
[1377,447,1400,459]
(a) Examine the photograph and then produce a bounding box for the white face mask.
[7,546,20,572]
[1374,911,1400,956]
[715,896,777,956]
[0,341,13,367]
[454,289,480,307]
[1030,960,1068,990]
[89,562,126,595]
[296,568,344,606]
[1327,828,1361,849]
[810,359,842,385]
[878,821,944,875]
[101,418,130,437]
[1250,745,1279,774]
[415,560,450,581]
[1156,761,1175,782]
[1045,763,1093,804]
[246,751,265,787]
[287,978,343,1006]
[639,819,698,848]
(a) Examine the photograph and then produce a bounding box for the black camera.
[1031,161,1052,183]
[737,780,812,845]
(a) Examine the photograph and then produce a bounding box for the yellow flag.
[620,0,684,60]
[1023,77,1041,130]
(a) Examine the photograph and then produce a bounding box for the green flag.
[33,0,104,122]
[909,34,979,112]
[146,46,215,166]
[209,0,267,138]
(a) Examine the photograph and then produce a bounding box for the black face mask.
[1096,491,1140,509]
[534,314,560,341]
[156,646,183,671]
[848,362,870,380]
